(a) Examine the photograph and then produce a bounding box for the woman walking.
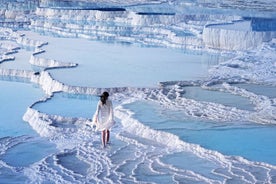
[93,91,115,148]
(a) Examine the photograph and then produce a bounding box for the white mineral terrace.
[203,20,276,50]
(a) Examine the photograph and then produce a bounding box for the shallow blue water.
[40,38,225,88]
[183,86,255,111]
[0,80,43,137]
[234,83,276,98]
[2,137,57,167]
[123,100,276,165]
[0,80,57,177]
[32,92,99,119]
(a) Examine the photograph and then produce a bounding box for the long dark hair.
[100,91,109,105]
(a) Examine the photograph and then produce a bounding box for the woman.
[93,91,115,148]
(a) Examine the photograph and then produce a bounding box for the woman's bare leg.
[106,130,110,144]
[102,130,106,147]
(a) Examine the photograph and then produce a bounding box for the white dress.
[93,99,115,131]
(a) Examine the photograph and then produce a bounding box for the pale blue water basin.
[123,100,276,165]
[32,92,99,119]
[2,137,57,167]
[0,79,57,181]
[234,83,276,98]
[183,86,255,111]
[0,41,35,71]
[37,36,226,88]
[0,80,43,137]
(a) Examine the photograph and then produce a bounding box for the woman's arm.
[110,100,114,121]
[93,101,101,122]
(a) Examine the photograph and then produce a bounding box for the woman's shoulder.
[106,99,112,105]
[97,100,103,106]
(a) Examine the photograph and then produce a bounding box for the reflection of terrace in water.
[203,18,276,50]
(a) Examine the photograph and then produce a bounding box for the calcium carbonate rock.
[203,20,276,50]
